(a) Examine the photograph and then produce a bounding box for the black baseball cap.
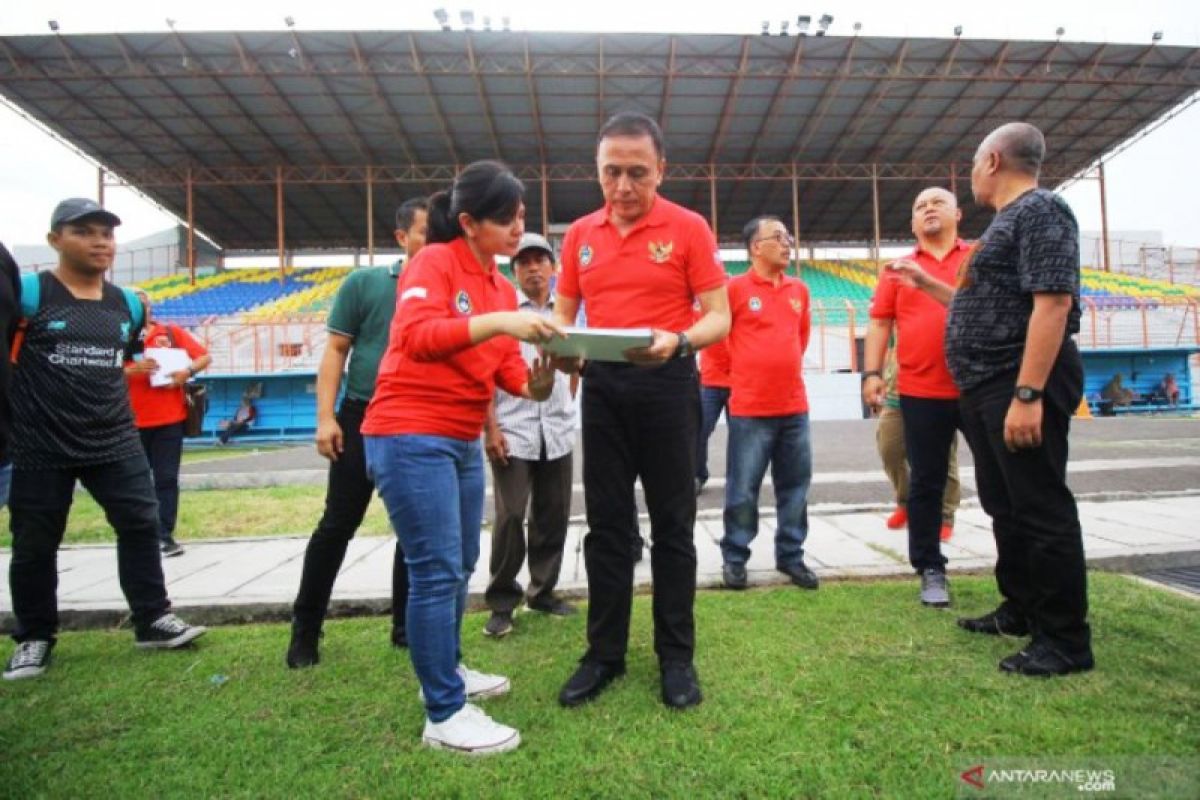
[50,198,122,230]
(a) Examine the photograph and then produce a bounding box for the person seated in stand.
[1152,372,1180,407]
[218,396,257,445]
[1099,373,1135,407]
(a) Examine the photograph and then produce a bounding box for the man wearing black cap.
[4,199,205,681]
[481,233,578,638]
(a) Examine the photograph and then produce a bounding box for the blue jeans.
[721,413,812,568]
[364,434,485,723]
[0,461,12,508]
[695,386,730,483]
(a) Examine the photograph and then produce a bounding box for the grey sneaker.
[161,541,185,558]
[920,570,951,608]
[4,640,52,680]
[483,612,513,638]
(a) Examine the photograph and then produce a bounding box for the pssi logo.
[454,290,472,315]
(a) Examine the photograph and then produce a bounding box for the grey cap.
[50,198,122,230]
[514,232,554,262]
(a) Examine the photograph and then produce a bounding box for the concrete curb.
[13,546,1199,634]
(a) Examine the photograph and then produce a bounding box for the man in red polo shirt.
[552,112,729,710]
[862,187,971,608]
[720,217,816,592]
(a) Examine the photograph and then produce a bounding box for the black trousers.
[485,452,573,613]
[291,398,408,633]
[581,358,699,665]
[958,340,1091,656]
[139,421,185,545]
[9,453,171,642]
[897,396,960,572]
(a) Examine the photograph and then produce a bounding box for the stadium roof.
[1,30,1198,250]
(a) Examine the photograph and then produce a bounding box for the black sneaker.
[287,628,321,668]
[999,640,1094,677]
[779,560,819,590]
[527,596,578,616]
[390,625,408,649]
[558,659,626,707]
[660,661,703,709]
[3,640,52,681]
[161,541,185,558]
[135,613,207,650]
[632,535,646,563]
[483,611,514,638]
[722,563,748,590]
[958,607,1030,637]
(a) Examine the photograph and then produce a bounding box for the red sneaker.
[940,524,953,542]
[886,507,908,530]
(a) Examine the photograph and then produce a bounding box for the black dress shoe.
[779,560,819,590]
[558,660,626,707]
[660,661,702,709]
[286,628,321,669]
[390,625,408,649]
[999,640,1094,677]
[958,607,1029,637]
[722,563,748,590]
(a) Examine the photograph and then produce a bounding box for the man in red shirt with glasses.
[862,187,970,609]
[720,217,816,592]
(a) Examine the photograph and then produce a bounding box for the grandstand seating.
[139,267,350,326]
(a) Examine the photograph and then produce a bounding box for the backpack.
[10,272,143,364]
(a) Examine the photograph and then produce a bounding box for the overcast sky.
[1,0,1198,252]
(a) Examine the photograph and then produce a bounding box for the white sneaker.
[422,703,520,756]
[418,663,511,702]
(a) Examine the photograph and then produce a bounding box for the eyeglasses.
[753,232,794,246]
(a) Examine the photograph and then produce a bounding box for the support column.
[1098,161,1112,273]
[276,166,286,282]
[186,167,196,286]
[949,162,958,197]
[366,166,375,267]
[541,166,550,236]
[871,163,882,268]
[791,168,801,275]
[709,166,718,241]
[97,167,105,205]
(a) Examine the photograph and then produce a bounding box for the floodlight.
[819,14,833,29]
[284,16,295,28]
[434,8,450,31]
[48,20,59,32]
[762,20,770,36]
[797,15,811,34]
[954,25,962,37]
[460,10,475,30]
[502,16,511,31]
[483,16,492,31]
[1152,30,1163,42]
[780,20,790,36]
[853,22,862,33]
[166,18,177,30]
[1055,26,1065,38]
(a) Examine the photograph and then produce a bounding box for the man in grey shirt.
[482,233,579,637]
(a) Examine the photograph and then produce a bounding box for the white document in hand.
[145,347,191,387]
[541,327,654,363]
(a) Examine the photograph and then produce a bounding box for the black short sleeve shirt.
[10,272,143,469]
[945,188,1081,391]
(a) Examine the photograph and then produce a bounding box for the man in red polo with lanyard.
[861,187,971,608]
[552,112,730,710]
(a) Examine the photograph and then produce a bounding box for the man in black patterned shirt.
[4,199,205,682]
[891,123,1092,677]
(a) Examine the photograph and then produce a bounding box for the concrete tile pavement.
[2,495,1198,631]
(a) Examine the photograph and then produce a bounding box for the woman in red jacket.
[362,161,559,756]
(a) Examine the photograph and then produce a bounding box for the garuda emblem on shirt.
[648,240,674,264]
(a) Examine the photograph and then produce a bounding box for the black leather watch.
[1014,385,1044,403]
[674,331,693,359]
[861,370,882,383]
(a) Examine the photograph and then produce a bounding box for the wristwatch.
[674,331,694,359]
[861,370,882,383]
[1014,385,1044,403]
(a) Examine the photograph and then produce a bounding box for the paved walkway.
[3,494,1198,630]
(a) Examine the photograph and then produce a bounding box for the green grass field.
[1,574,1195,798]
[0,485,393,548]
